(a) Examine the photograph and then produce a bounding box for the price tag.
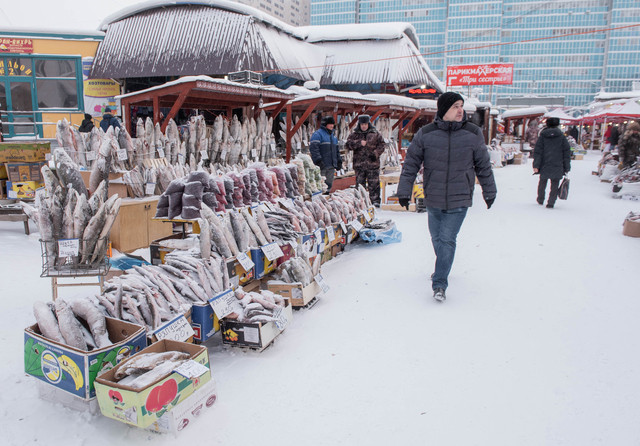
[251,149,257,158]
[340,222,347,234]
[236,252,255,272]
[58,239,79,257]
[153,314,194,342]
[288,238,298,250]
[347,232,354,244]
[313,229,324,253]
[272,305,290,330]
[349,219,364,232]
[362,210,372,222]
[270,143,276,150]
[296,142,301,150]
[45,153,52,161]
[86,151,97,161]
[326,225,336,242]
[145,182,156,195]
[208,289,238,319]
[8,190,17,199]
[220,149,228,159]
[48,160,56,169]
[303,139,308,146]
[178,153,185,164]
[200,150,209,160]
[117,148,128,161]
[315,273,330,294]
[261,242,284,261]
[174,360,209,380]
[157,147,165,158]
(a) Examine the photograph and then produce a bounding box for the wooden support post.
[161,89,188,133]
[153,96,160,125]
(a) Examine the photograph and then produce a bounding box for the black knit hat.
[546,117,560,128]
[358,114,370,125]
[321,116,335,126]
[437,92,464,118]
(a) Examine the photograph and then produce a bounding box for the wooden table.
[0,204,30,234]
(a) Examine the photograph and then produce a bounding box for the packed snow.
[2,151,639,445]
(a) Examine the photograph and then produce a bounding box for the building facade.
[234,0,310,25]
[310,0,640,108]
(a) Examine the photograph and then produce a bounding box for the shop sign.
[0,38,33,54]
[0,59,32,76]
[447,64,514,86]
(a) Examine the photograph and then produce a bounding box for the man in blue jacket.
[397,92,497,302]
[100,107,121,132]
[310,116,343,191]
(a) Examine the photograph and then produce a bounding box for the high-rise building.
[310,0,640,108]
[235,0,310,26]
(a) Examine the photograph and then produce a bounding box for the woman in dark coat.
[533,117,571,208]
[617,121,640,169]
[78,113,94,132]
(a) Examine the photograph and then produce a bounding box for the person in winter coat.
[78,113,94,133]
[524,118,540,148]
[310,115,342,190]
[607,124,620,150]
[569,126,579,141]
[533,117,571,208]
[100,107,121,132]
[345,114,386,206]
[397,92,497,302]
[617,121,640,169]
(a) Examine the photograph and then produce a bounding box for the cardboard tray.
[220,299,292,351]
[24,317,147,400]
[622,219,640,238]
[266,280,320,308]
[95,340,211,428]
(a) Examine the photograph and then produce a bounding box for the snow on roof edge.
[300,22,420,48]
[501,106,549,119]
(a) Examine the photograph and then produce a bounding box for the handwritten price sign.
[208,289,238,319]
[261,242,284,262]
[349,219,364,232]
[153,315,194,342]
[272,305,290,330]
[236,252,255,272]
[58,239,79,257]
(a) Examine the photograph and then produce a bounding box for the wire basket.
[40,238,111,278]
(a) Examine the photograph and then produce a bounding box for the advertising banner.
[82,58,120,117]
[447,64,514,86]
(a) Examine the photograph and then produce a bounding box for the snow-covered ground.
[2,151,639,445]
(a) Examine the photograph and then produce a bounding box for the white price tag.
[349,219,364,232]
[208,289,238,319]
[200,150,209,160]
[303,139,308,146]
[270,143,276,150]
[314,274,330,294]
[86,151,97,161]
[362,210,372,222]
[157,147,165,158]
[236,252,255,272]
[244,326,260,344]
[153,315,194,342]
[347,232,354,244]
[326,225,336,242]
[296,142,301,150]
[288,238,298,250]
[145,182,156,195]
[48,160,56,169]
[279,198,295,212]
[340,222,347,234]
[272,305,290,331]
[8,189,18,199]
[45,153,52,161]
[178,153,185,164]
[251,149,257,158]
[174,360,209,380]
[117,148,128,161]
[57,239,79,257]
[220,149,228,159]
[259,202,271,213]
[261,242,284,262]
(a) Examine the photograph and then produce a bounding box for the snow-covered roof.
[501,106,549,119]
[364,94,419,109]
[99,0,298,35]
[286,86,376,103]
[299,22,420,48]
[0,27,104,38]
[414,99,437,111]
[116,75,294,100]
[593,90,640,101]
[544,108,578,121]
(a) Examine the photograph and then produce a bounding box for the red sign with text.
[0,38,34,54]
[447,64,514,86]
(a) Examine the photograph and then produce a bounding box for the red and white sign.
[446,64,514,86]
[0,38,33,54]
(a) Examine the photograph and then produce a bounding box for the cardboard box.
[6,162,45,183]
[0,142,50,163]
[226,252,254,288]
[95,340,212,428]
[574,154,584,160]
[250,247,277,279]
[24,318,147,400]
[220,299,292,351]
[0,164,7,179]
[512,153,524,165]
[320,246,332,265]
[622,218,640,238]
[276,242,295,267]
[147,380,218,433]
[150,233,186,266]
[7,180,44,199]
[266,280,321,308]
[190,302,220,343]
[0,179,6,198]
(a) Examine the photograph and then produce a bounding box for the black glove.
[318,161,325,170]
[484,197,495,209]
[337,161,343,170]
[398,197,410,210]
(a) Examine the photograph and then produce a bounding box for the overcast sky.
[0,0,142,32]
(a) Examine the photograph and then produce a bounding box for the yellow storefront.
[0,30,119,140]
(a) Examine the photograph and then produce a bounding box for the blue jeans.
[427,207,468,291]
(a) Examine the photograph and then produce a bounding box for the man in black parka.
[397,92,497,302]
[533,117,571,208]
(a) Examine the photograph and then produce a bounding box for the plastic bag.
[359,221,402,244]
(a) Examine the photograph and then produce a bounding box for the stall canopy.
[544,108,580,123]
[581,98,640,124]
[116,75,294,133]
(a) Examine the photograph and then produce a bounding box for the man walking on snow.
[397,92,497,302]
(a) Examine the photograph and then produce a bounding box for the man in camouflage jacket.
[346,115,386,206]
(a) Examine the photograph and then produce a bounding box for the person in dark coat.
[533,117,571,208]
[617,121,640,169]
[78,113,94,133]
[310,116,342,191]
[345,115,386,206]
[397,92,497,302]
[100,107,121,132]
[569,126,579,141]
[607,124,620,150]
